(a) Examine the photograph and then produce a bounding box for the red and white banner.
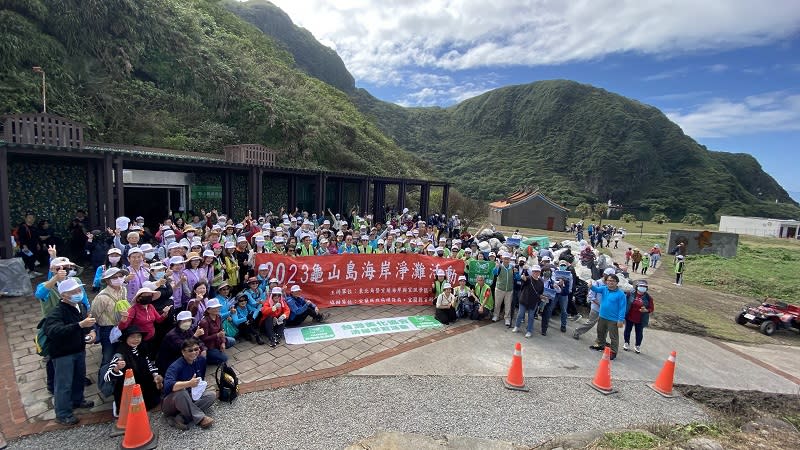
[254,253,465,308]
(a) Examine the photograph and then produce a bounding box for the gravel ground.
[11,375,708,449]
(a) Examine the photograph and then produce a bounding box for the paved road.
[353,321,800,394]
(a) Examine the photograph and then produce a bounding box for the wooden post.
[336,178,345,215]
[86,160,98,229]
[222,171,232,216]
[287,174,297,212]
[441,184,450,217]
[0,148,11,259]
[397,181,406,213]
[419,183,430,219]
[103,154,114,227]
[113,158,124,218]
[315,173,326,216]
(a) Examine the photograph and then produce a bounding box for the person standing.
[43,279,96,426]
[641,252,650,275]
[492,252,518,326]
[589,274,628,360]
[630,248,643,273]
[89,267,129,397]
[623,280,655,354]
[575,268,615,342]
[513,265,544,338]
[674,255,685,285]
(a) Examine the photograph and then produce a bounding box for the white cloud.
[706,63,728,73]
[666,92,800,138]
[648,91,712,101]
[395,81,496,106]
[269,0,800,83]
[642,67,689,81]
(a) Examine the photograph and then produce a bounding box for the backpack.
[215,362,239,403]
[34,318,49,357]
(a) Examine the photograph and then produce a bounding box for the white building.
[718,215,800,238]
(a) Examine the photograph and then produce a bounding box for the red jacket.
[199,315,225,350]
[119,304,168,340]
[259,297,290,326]
[626,293,654,324]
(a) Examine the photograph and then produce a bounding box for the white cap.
[426,245,435,252]
[323,220,330,225]
[169,256,185,266]
[531,265,542,272]
[206,298,222,309]
[50,256,73,268]
[436,246,444,252]
[488,252,496,257]
[224,241,236,249]
[518,256,526,262]
[128,247,143,255]
[167,242,180,250]
[202,250,214,258]
[176,311,192,322]
[290,285,301,292]
[271,287,283,295]
[402,208,409,214]
[436,269,445,276]
[258,263,268,271]
[603,268,616,275]
[236,236,247,243]
[442,282,452,289]
[140,243,154,252]
[57,278,83,294]
[458,275,466,281]
[269,278,279,284]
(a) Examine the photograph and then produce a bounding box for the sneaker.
[512,326,519,333]
[524,332,532,338]
[491,316,499,322]
[541,330,547,336]
[56,416,79,426]
[166,415,188,431]
[560,326,566,333]
[634,346,641,354]
[74,400,94,409]
[504,320,511,326]
[572,314,582,322]
[623,342,629,351]
[199,416,214,429]
[255,335,265,345]
[589,344,603,351]
[610,351,617,360]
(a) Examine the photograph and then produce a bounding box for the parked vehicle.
[736,301,800,336]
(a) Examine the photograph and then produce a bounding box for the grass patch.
[783,414,800,431]
[598,431,660,449]
[685,244,800,300]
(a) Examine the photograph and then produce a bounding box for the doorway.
[124,187,184,231]
[546,217,555,231]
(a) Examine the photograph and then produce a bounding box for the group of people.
[569,221,626,249]
[29,203,662,429]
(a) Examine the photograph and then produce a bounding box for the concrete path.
[352,320,800,394]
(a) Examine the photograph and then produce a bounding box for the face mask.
[213,249,222,255]
[138,296,152,304]
[165,238,175,245]
[145,252,156,260]
[69,293,83,303]
[67,270,77,277]
[637,287,648,293]
[110,277,124,287]
[559,266,567,270]
[108,256,121,265]
[186,232,195,239]
[154,271,166,280]
[179,322,191,331]
[543,271,552,278]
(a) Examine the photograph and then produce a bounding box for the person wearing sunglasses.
[162,338,215,430]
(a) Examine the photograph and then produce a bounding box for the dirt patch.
[676,384,800,423]
[651,314,707,336]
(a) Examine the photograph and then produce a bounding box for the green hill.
[227,3,799,221]
[0,0,429,179]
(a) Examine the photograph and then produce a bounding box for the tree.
[448,190,486,233]
[651,213,670,224]
[575,203,592,219]
[621,213,637,223]
[682,213,704,226]
[593,203,609,226]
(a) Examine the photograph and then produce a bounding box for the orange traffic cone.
[589,347,617,394]
[120,384,158,450]
[110,369,136,437]
[503,342,529,391]
[649,351,677,397]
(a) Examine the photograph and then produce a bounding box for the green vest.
[474,283,494,310]
[495,264,514,291]
[358,245,373,254]
[299,244,315,256]
[39,285,61,318]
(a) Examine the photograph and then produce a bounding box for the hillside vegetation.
[0,0,430,178]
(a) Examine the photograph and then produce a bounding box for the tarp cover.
[0,258,33,297]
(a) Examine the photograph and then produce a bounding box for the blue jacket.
[590,285,628,322]
[163,355,207,397]
[217,295,234,321]
[231,305,250,326]
[285,294,312,320]
[242,288,263,318]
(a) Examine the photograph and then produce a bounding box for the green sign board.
[284,315,442,344]
[300,325,335,342]
[467,260,495,285]
[191,185,222,201]
[406,315,441,329]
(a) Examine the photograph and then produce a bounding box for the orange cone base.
[120,429,158,450]
[589,381,617,395]
[647,382,676,398]
[503,379,530,392]
[110,424,125,437]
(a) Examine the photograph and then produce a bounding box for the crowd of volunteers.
[27,206,659,428]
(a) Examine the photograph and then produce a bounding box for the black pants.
[286,308,322,327]
[262,317,285,342]
[238,321,259,340]
[435,307,457,324]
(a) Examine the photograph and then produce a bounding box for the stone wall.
[666,229,739,258]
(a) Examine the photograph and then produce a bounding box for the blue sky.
[268,0,800,199]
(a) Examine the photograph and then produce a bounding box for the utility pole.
[32,66,46,113]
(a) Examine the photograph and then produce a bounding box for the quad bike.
[736,301,800,336]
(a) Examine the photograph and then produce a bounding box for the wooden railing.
[224,144,276,167]
[2,113,84,148]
